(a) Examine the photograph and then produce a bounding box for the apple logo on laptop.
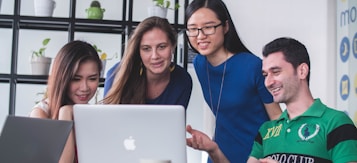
[123,136,136,151]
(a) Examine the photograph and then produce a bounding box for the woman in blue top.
[185,0,282,162]
[103,16,192,109]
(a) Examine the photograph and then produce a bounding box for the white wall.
[224,0,337,108]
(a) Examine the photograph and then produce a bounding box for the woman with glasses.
[185,0,282,162]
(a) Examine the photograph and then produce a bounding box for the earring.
[169,62,175,72]
[140,62,143,76]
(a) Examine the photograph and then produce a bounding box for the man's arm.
[247,157,262,163]
[186,125,230,163]
[251,157,279,163]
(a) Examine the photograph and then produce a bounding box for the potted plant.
[0,0,2,13]
[148,0,180,18]
[93,44,118,78]
[35,87,48,104]
[31,38,52,75]
[85,0,105,20]
[34,0,56,17]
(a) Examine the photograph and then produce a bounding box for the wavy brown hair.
[103,16,177,104]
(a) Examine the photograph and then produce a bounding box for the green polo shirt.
[250,99,357,163]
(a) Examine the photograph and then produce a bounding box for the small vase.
[147,6,167,18]
[31,56,52,75]
[34,0,56,17]
[0,0,2,13]
[86,7,105,20]
[100,60,106,78]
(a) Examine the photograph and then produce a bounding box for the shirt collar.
[276,98,326,122]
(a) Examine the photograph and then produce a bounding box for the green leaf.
[92,44,102,53]
[165,1,170,8]
[153,0,179,10]
[32,51,39,57]
[174,3,180,10]
[153,0,163,7]
[39,47,46,56]
[42,38,50,46]
[32,38,51,57]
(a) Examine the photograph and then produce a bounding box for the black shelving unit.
[0,0,189,115]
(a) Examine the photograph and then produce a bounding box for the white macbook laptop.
[73,104,187,163]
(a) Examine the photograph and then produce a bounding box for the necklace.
[206,59,227,140]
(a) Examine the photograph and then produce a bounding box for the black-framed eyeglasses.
[186,23,222,37]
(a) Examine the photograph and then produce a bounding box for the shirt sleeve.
[103,62,119,97]
[31,99,50,115]
[250,131,264,159]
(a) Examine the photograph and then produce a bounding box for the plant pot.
[0,0,2,13]
[147,6,167,18]
[100,60,106,78]
[34,0,56,17]
[31,56,52,75]
[86,7,105,19]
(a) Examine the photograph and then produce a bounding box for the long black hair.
[185,0,251,54]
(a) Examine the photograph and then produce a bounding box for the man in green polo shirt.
[186,37,357,163]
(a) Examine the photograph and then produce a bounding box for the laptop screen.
[0,115,73,163]
[73,104,187,163]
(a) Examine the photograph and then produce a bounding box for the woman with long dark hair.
[30,40,102,163]
[185,0,281,162]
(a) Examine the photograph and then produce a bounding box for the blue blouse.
[194,52,274,163]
